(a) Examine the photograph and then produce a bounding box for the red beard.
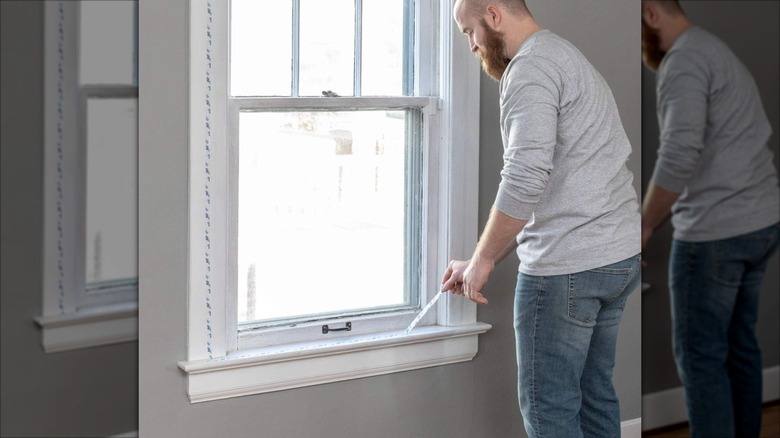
[477,19,511,81]
[642,19,666,72]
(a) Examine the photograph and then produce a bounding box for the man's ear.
[642,3,661,29]
[485,3,501,29]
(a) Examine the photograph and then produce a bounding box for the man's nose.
[469,39,478,53]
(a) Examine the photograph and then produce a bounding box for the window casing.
[37,1,138,353]
[179,0,487,403]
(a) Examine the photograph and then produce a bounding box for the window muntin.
[229,0,413,98]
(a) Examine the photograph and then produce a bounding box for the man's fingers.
[464,288,488,304]
[470,291,489,305]
[441,276,458,292]
[464,282,489,305]
[440,265,453,286]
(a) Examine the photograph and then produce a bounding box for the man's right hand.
[440,258,490,305]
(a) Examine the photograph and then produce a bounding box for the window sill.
[34,302,138,353]
[178,322,491,403]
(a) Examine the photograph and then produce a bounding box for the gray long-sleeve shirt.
[652,27,779,241]
[497,30,640,276]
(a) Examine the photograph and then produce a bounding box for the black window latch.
[322,321,351,334]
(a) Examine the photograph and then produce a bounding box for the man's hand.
[641,182,680,269]
[440,256,493,305]
[439,207,525,305]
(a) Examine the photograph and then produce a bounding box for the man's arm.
[641,182,680,249]
[441,61,555,304]
[441,207,527,304]
[643,52,707,249]
[474,207,526,266]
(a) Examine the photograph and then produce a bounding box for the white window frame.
[36,1,138,353]
[178,0,487,403]
[228,97,432,351]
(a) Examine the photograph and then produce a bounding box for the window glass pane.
[298,0,354,97]
[238,110,412,323]
[79,1,136,85]
[230,0,293,96]
[361,0,405,96]
[85,98,138,288]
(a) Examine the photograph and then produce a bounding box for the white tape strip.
[404,290,445,335]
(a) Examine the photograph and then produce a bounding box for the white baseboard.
[621,418,642,438]
[642,365,780,431]
[766,365,780,400]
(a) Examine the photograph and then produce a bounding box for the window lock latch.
[322,321,351,334]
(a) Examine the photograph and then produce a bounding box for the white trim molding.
[40,1,139,353]
[179,323,490,403]
[642,365,780,431]
[620,418,642,438]
[182,0,484,402]
[34,303,138,353]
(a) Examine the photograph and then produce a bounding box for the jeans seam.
[683,245,696,427]
[532,277,544,438]
[607,262,636,305]
[567,260,637,323]
[567,274,575,322]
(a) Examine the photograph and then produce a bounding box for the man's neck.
[504,18,543,59]
[661,18,693,52]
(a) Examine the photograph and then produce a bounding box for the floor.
[643,402,780,437]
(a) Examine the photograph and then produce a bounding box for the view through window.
[230,0,419,327]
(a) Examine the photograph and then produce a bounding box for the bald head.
[641,0,691,71]
[456,0,530,18]
[642,0,684,16]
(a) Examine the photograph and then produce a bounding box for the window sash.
[43,1,140,317]
[75,3,140,309]
[229,96,436,111]
[227,97,437,350]
[76,85,139,309]
[229,0,415,97]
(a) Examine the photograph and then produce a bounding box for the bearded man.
[439,1,641,436]
[641,2,779,437]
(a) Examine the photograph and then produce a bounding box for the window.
[36,1,138,353]
[178,0,487,403]
[230,0,427,349]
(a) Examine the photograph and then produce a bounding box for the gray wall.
[641,1,780,395]
[139,0,640,436]
[0,2,138,437]
[481,0,643,420]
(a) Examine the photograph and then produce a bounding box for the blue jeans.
[514,254,641,438]
[670,223,780,438]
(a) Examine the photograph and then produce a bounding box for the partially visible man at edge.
[440,1,641,436]
[641,1,780,437]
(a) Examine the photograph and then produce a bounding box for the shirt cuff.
[650,159,688,193]
[495,181,537,220]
